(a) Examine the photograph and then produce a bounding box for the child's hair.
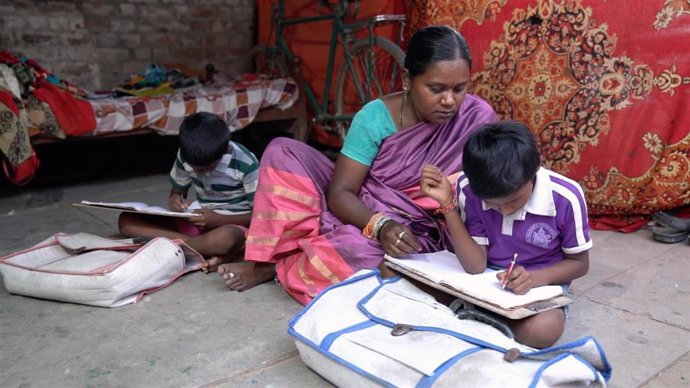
[178,112,231,167]
[462,120,541,199]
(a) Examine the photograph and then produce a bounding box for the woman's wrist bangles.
[362,212,394,241]
[362,212,383,239]
[374,216,394,241]
[434,197,457,215]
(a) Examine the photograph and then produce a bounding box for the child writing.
[420,120,592,348]
[118,112,259,273]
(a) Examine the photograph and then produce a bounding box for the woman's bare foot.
[218,262,276,291]
[202,256,233,273]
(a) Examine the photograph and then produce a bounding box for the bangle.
[362,212,385,239]
[373,217,394,241]
[434,198,457,215]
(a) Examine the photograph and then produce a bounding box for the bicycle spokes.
[350,44,401,105]
[334,37,405,139]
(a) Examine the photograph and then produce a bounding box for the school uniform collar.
[525,167,556,216]
[481,167,556,219]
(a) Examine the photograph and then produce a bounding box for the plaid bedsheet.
[89,76,299,135]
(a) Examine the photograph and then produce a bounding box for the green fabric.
[341,99,396,166]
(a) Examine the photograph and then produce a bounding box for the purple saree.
[245,94,496,304]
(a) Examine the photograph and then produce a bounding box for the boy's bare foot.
[218,262,276,291]
[202,256,233,273]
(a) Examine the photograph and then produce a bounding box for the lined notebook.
[74,200,199,218]
[385,250,563,310]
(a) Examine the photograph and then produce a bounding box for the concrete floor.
[1,171,689,387]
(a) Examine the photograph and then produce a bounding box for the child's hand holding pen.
[497,253,534,295]
[169,192,189,212]
[178,194,189,211]
[501,253,518,290]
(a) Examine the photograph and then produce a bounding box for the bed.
[0,53,306,185]
[28,76,307,147]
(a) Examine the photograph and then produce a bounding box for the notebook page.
[78,200,197,217]
[80,200,149,210]
[386,250,563,309]
[385,250,473,283]
[441,271,563,309]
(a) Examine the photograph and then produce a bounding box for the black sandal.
[652,226,689,244]
[653,211,690,232]
[451,299,515,339]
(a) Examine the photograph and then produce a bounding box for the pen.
[501,253,518,290]
[179,194,188,211]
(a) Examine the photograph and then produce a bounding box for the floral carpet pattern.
[407,0,690,230]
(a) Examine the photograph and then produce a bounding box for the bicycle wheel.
[246,45,289,78]
[334,37,405,140]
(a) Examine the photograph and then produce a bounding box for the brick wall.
[1,0,255,90]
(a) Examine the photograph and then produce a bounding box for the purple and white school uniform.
[456,167,592,271]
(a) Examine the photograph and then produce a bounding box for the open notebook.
[385,250,569,317]
[74,200,200,218]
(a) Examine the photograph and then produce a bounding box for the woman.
[219,26,497,304]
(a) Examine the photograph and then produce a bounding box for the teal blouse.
[340,99,397,166]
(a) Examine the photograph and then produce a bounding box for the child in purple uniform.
[420,120,592,348]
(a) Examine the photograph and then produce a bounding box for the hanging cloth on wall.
[0,90,39,185]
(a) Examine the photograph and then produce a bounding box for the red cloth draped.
[405,0,690,231]
[32,79,95,136]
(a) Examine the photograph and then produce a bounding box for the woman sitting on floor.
[219,25,497,304]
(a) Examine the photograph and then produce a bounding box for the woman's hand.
[496,266,532,295]
[420,164,453,207]
[378,220,421,257]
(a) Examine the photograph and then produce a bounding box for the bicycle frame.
[268,0,402,125]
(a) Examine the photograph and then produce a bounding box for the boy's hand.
[169,193,188,212]
[496,266,532,295]
[420,164,453,206]
[187,208,220,229]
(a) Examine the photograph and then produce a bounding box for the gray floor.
[1,172,689,387]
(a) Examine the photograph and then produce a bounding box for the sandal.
[653,211,690,232]
[451,299,515,339]
[652,226,689,244]
[455,309,515,339]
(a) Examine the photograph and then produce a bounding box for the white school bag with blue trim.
[288,269,611,387]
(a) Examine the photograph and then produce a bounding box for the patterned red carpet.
[407,0,690,230]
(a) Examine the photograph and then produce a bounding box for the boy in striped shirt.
[119,112,259,272]
[420,120,592,348]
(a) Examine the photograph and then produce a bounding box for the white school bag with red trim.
[289,269,611,387]
[0,232,205,307]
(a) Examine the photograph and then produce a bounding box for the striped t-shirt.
[169,141,259,214]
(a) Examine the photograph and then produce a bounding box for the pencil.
[501,253,518,290]
[179,194,188,211]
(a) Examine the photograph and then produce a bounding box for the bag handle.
[55,232,140,253]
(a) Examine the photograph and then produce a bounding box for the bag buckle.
[504,348,522,362]
[391,323,414,336]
